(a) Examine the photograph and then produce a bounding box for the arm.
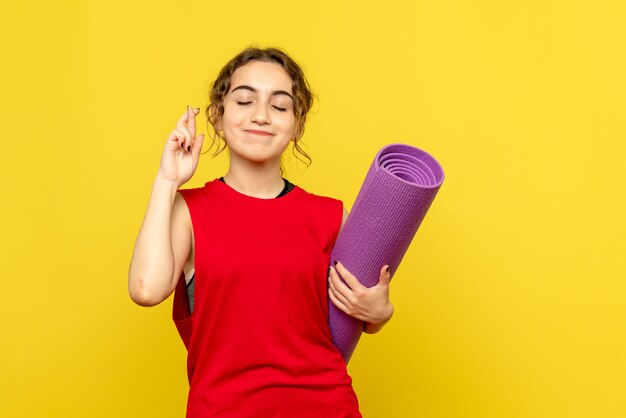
[128,179,191,306]
[364,323,385,334]
[128,106,203,306]
[330,206,394,334]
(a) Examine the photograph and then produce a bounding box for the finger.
[329,265,354,299]
[187,106,198,139]
[172,128,189,149]
[191,134,204,156]
[328,270,351,307]
[330,267,352,295]
[328,285,351,314]
[177,127,192,150]
[176,107,190,130]
[379,265,391,286]
[333,261,365,291]
[167,129,185,148]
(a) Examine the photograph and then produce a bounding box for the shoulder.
[296,186,344,213]
[295,186,346,229]
[175,180,221,225]
[295,187,345,252]
[177,179,220,203]
[178,178,218,196]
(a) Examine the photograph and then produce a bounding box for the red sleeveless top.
[172,179,361,417]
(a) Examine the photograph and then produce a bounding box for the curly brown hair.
[204,46,315,167]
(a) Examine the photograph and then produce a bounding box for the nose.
[251,103,271,125]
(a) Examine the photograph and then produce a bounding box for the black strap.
[219,177,294,198]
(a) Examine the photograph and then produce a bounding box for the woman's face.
[218,60,297,165]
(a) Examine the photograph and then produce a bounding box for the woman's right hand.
[157,105,205,187]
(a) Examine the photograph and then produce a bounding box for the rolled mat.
[328,143,444,363]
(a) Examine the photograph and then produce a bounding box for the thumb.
[378,265,392,286]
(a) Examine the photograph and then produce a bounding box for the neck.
[224,154,284,199]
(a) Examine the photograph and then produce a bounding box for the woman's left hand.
[328,261,394,329]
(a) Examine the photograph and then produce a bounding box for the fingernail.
[187,145,191,151]
[386,266,390,273]
[180,142,184,148]
[327,267,331,276]
[334,260,338,266]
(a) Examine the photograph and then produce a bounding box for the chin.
[230,149,278,164]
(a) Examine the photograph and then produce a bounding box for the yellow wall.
[1,1,624,417]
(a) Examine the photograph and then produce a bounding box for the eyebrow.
[230,85,294,100]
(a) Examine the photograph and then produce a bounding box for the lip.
[245,129,274,136]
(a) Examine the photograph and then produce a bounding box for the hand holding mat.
[328,143,444,363]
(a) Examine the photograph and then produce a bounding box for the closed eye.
[272,106,287,112]
[236,101,252,105]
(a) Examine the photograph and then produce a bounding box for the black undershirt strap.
[218,177,294,198]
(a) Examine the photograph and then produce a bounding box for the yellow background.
[1,1,624,417]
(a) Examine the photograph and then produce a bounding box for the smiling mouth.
[245,130,273,136]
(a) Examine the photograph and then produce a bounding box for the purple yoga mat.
[328,143,444,363]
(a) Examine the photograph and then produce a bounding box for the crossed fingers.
[173,106,200,151]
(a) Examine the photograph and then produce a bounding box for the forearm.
[363,321,385,334]
[128,175,179,305]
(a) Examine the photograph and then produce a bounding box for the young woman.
[128,47,393,417]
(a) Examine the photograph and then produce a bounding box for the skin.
[330,262,393,334]
[128,60,393,333]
